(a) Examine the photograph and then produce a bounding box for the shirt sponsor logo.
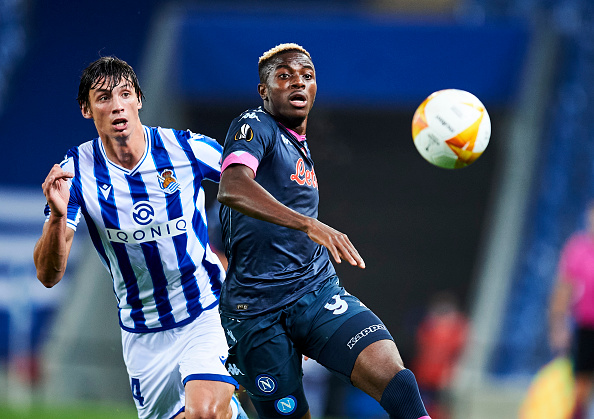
[157,169,180,194]
[347,324,386,349]
[290,158,318,189]
[131,201,155,226]
[275,396,297,415]
[105,216,187,244]
[234,123,254,142]
[256,374,277,394]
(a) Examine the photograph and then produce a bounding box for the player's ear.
[258,83,268,100]
[81,105,93,119]
[137,97,143,110]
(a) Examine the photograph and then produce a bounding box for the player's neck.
[279,118,307,136]
[267,110,308,136]
[101,124,146,170]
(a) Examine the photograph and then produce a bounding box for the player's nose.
[291,75,306,88]
[111,95,125,112]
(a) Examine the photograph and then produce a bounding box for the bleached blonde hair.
[258,43,312,83]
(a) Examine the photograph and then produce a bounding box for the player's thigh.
[179,308,238,398]
[221,312,310,418]
[294,277,395,384]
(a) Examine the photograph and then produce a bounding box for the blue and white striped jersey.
[45,126,225,333]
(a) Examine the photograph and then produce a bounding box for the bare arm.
[33,164,75,287]
[217,164,365,268]
[548,275,573,353]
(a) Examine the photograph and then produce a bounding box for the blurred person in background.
[411,292,468,419]
[217,43,430,419]
[33,56,246,419]
[549,200,594,419]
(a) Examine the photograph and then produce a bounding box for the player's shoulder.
[64,138,96,160]
[566,232,593,249]
[233,107,277,131]
[148,125,221,150]
[560,232,594,261]
[228,107,280,145]
[56,138,96,177]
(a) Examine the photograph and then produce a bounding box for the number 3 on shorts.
[131,377,145,406]
[324,294,348,315]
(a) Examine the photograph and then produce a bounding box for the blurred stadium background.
[0,0,593,417]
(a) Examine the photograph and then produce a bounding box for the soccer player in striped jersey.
[217,44,431,419]
[34,56,246,419]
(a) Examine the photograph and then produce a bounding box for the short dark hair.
[77,56,144,111]
[258,43,312,84]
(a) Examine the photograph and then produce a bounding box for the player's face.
[259,52,316,126]
[82,77,142,141]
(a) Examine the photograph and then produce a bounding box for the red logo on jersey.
[290,158,318,189]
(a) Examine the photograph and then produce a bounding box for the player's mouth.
[288,92,308,108]
[112,118,128,131]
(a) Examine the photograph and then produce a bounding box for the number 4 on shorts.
[131,377,145,406]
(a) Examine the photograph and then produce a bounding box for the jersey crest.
[157,169,180,194]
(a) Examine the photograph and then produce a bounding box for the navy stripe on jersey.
[93,139,147,329]
[63,154,83,226]
[68,147,111,271]
[126,172,175,328]
[173,129,222,301]
[151,128,203,317]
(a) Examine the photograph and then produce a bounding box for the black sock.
[379,369,430,419]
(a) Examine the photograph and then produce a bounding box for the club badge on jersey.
[157,169,180,194]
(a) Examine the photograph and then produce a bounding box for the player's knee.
[184,400,231,419]
[351,340,405,399]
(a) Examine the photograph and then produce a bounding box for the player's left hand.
[304,218,365,269]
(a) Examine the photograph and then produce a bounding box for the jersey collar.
[98,125,151,175]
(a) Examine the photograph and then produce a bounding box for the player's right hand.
[42,164,74,218]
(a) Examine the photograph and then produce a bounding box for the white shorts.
[121,308,236,419]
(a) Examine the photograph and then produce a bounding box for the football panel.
[424,90,485,140]
[413,127,459,169]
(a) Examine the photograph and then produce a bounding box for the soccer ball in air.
[411,89,491,169]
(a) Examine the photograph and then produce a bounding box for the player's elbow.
[218,165,254,208]
[217,188,233,206]
[35,267,64,288]
[37,276,59,288]
[217,183,243,208]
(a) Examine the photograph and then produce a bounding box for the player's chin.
[111,127,131,138]
[285,106,310,120]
